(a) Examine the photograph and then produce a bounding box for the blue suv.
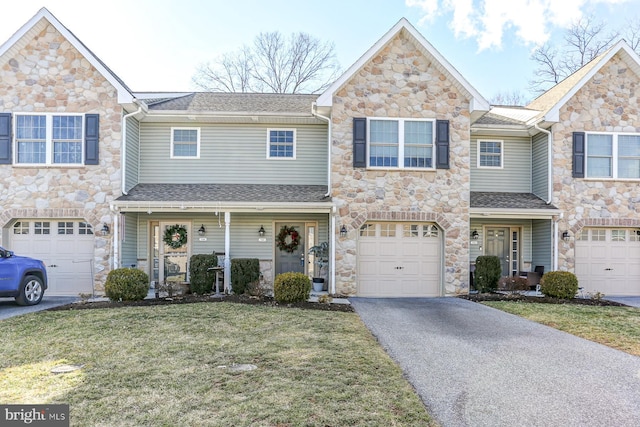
[0,246,48,305]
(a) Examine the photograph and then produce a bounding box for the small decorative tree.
[308,242,328,291]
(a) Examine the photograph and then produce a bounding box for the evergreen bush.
[189,254,218,295]
[474,256,501,293]
[274,272,311,303]
[540,271,579,299]
[105,268,149,301]
[230,258,260,295]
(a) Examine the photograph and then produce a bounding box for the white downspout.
[312,102,335,293]
[311,102,332,197]
[121,102,143,196]
[534,121,558,271]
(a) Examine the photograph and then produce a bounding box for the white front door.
[10,220,95,296]
[152,222,191,285]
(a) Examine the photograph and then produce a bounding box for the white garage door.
[575,228,640,296]
[10,220,95,296]
[358,222,441,297]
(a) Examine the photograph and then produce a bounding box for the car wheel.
[15,275,45,306]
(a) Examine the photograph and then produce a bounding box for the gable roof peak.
[316,17,489,116]
[0,7,134,104]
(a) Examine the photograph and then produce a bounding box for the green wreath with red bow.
[163,224,188,249]
[276,225,300,253]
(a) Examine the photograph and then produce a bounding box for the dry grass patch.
[0,303,435,426]
[483,302,640,356]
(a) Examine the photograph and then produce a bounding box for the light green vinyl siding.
[139,123,327,184]
[532,132,549,200]
[124,116,140,192]
[120,212,139,268]
[471,136,532,192]
[531,219,552,274]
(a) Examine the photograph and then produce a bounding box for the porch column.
[224,212,231,292]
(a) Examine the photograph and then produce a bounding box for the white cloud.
[408,0,632,51]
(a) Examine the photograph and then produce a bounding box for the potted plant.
[308,242,329,292]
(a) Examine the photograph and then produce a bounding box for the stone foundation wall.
[331,30,471,295]
[552,54,640,270]
[0,20,123,290]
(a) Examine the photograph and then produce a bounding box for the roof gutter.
[534,121,553,205]
[311,102,332,198]
[121,101,144,195]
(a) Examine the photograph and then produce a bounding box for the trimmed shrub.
[189,254,218,295]
[540,271,579,299]
[474,256,501,293]
[498,276,529,292]
[230,258,260,295]
[105,268,149,301]
[274,272,311,303]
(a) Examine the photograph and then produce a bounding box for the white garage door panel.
[575,229,640,296]
[10,220,95,296]
[358,223,441,297]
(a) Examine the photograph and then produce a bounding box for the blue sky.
[0,0,637,102]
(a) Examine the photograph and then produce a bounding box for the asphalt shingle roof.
[116,183,330,203]
[145,93,318,114]
[471,192,558,210]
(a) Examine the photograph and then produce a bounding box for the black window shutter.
[0,113,12,165]
[85,114,99,165]
[353,118,366,168]
[572,132,585,178]
[435,119,450,169]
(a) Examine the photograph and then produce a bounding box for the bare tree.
[529,16,619,94]
[490,90,529,106]
[192,32,341,94]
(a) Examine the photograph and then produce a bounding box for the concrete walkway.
[604,296,640,307]
[351,297,640,427]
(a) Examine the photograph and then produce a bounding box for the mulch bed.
[460,293,628,306]
[46,293,355,313]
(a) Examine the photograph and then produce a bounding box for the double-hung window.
[16,114,83,165]
[267,129,296,159]
[586,133,640,179]
[478,140,503,168]
[368,118,434,169]
[171,128,200,158]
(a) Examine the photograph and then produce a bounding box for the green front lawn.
[483,302,640,356]
[0,303,435,426]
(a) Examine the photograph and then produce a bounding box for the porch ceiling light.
[340,225,347,237]
[198,224,206,236]
[471,230,479,240]
[258,225,265,237]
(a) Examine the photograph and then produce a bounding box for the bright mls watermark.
[1,405,69,426]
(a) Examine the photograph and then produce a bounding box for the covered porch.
[110,183,335,295]
[470,192,561,288]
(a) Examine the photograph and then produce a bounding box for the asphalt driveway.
[351,297,640,427]
[0,296,78,320]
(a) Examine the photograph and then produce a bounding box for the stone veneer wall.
[331,30,471,296]
[0,20,122,289]
[552,54,640,270]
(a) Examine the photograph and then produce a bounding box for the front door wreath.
[276,225,300,253]
[164,224,188,249]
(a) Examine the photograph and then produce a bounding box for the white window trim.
[477,139,504,169]
[266,128,296,160]
[13,113,85,166]
[366,117,435,170]
[170,127,201,159]
[585,131,640,180]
